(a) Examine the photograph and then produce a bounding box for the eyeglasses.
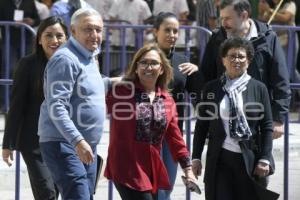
[226,54,247,63]
[138,60,161,69]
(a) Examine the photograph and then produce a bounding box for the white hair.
[70,8,102,26]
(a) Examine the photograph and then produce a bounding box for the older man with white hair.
[38,8,106,199]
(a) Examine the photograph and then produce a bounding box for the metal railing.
[102,24,212,76]
[0,21,36,200]
[0,21,299,200]
[271,25,300,83]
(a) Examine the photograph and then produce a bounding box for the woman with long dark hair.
[2,16,68,200]
[152,12,201,200]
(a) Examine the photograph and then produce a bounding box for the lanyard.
[14,0,22,9]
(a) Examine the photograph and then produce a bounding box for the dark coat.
[0,0,40,25]
[0,0,40,46]
[169,52,201,130]
[2,53,47,151]
[200,20,291,123]
[192,78,279,200]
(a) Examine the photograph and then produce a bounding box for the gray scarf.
[221,72,252,140]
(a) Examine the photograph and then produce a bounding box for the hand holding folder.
[181,175,201,195]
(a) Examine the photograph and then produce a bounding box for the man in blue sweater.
[38,8,106,199]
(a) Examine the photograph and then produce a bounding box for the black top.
[192,78,277,200]
[2,53,47,151]
[200,20,291,123]
[169,51,201,130]
[192,78,273,161]
[0,0,40,45]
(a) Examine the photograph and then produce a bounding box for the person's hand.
[75,140,94,165]
[2,149,14,167]
[183,166,197,183]
[182,167,201,193]
[273,121,284,139]
[22,18,34,26]
[178,63,198,75]
[192,159,202,178]
[110,76,123,85]
[253,162,270,177]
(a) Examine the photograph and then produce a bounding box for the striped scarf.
[221,72,252,140]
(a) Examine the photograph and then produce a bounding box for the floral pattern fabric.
[135,92,167,145]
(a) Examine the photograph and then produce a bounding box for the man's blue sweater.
[38,37,106,147]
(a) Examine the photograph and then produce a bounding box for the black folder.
[94,154,104,194]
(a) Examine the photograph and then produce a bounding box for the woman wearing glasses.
[104,43,197,200]
[192,37,279,200]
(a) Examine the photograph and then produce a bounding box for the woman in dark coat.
[192,37,279,200]
[152,12,202,200]
[2,16,68,200]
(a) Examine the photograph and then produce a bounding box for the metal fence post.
[0,21,36,200]
[185,93,192,200]
[284,113,289,200]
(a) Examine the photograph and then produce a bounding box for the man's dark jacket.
[200,20,291,123]
[0,0,40,47]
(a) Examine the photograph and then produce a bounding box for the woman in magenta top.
[104,43,196,200]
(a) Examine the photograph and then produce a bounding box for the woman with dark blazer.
[192,37,279,200]
[2,16,68,200]
[152,12,201,200]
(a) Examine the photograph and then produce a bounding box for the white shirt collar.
[245,19,258,40]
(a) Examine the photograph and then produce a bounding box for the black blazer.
[192,78,278,200]
[0,0,40,46]
[169,52,201,130]
[2,53,47,151]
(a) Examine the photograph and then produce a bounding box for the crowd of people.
[0,0,298,200]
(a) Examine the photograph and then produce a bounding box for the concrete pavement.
[0,113,299,200]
